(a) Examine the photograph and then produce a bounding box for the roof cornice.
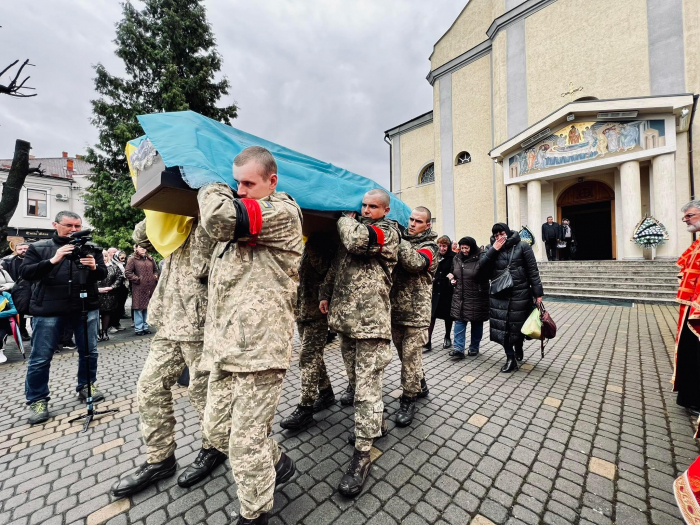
[426,40,492,86]
[486,0,558,39]
[385,111,434,139]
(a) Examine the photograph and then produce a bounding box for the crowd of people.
[541,215,576,261]
[12,146,548,525]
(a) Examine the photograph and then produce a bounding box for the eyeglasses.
[682,213,698,222]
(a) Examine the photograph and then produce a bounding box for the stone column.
[620,160,644,260]
[651,153,677,259]
[527,180,542,261]
[507,184,521,231]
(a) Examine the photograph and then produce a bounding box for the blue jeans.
[134,309,149,332]
[25,309,99,405]
[453,320,484,354]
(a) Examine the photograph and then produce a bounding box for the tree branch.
[0,140,32,253]
[0,59,37,98]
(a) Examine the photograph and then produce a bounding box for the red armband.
[417,248,434,267]
[240,198,262,245]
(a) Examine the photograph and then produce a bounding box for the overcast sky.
[0,0,464,187]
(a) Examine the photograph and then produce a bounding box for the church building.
[385,0,698,261]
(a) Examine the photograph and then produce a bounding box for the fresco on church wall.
[508,120,665,178]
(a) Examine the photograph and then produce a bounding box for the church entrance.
[557,181,616,260]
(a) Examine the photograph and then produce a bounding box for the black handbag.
[490,246,515,295]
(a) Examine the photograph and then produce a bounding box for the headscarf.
[457,236,479,259]
[491,223,512,237]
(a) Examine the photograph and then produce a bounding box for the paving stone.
[589,457,616,480]
[87,499,130,525]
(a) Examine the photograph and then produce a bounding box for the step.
[541,280,678,291]
[538,268,677,275]
[545,292,678,305]
[538,261,677,268]
[539,275,677,284]
[544,285,677,299]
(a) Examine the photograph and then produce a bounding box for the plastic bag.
[521,308,542,339]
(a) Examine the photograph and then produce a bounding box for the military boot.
[338,449,372,497]
[312,387,335,413]
[275,452,296,486]
[237,514,268,524]
[396,395,417,427]
[417,378,429,398]
[280,405,314,430]
[340,386,355,406]
[347,417,388,444]
[177,447,227,488]
[111,455,177,497]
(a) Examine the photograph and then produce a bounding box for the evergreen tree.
[85,0,237,250]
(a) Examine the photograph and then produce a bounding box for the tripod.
[69,265,117,432]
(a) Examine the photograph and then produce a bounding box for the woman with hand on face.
[481,223,544,373]
[446,237,490,359]
[425,236,455,352]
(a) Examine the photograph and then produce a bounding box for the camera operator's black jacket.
[20,233,107,316]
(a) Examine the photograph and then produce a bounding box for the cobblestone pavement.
[0,301,698,525]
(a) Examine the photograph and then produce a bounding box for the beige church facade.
[385,0,699,261]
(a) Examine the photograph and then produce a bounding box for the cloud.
[0,0,464,187]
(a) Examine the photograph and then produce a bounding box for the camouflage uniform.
[319,214,399,452]
[197,183,303,520]
[390,230,438,397]
[295,236,336,405]
[132,218,222,463]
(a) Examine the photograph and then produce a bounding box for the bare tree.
[0,140,41,253]
[0,59,36,97]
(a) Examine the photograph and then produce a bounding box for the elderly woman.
[447,237,489,359]
[425,235,455,352]
[125,246,159,335]
[481,223,543,373]
[97,250,124,341]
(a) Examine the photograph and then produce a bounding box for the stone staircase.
[538,260,678,304]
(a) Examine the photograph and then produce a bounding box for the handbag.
[557,241,566,249]
[538,302,557,357]
[490,246,515,295]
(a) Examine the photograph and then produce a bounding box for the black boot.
[396,395,417,427]
[515,347,524,362]
[417,377,429,399]
[422,341,432,353]
[340,386,355,406]
[348,417,388,444]
[111,455,177,497]
[177,447,227,488]
[449,349,465,359]
[275,452,296,486]
[338,449,372,497]
[443,336,452,349]
[500,357,518,373]
[280,404,314,430]
[312,387,335,413]
[326,331,337,344]
[237,514,268,524]
[467,347,479,357]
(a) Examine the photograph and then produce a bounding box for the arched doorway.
[557,180,616,260]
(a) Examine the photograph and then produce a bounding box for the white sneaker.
[109,327,118,334]
[0,350,6,364]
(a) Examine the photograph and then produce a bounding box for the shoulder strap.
[505,246,515,269]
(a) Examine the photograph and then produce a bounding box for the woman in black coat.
[447,237,490,359]
[481,223,544,373]
[425,235,455,352]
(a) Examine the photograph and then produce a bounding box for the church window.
[456,151,471,165]
[418,163,435,185]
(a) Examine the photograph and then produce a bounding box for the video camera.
[66,230,100,269]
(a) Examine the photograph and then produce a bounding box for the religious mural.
[508,120,665,178]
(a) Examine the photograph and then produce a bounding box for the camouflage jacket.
[319,215,400,340]
[133,218,216,341]
[197,183,303,372]
[296,236,337,322]
[390,229,439,327]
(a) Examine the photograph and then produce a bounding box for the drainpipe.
[690,95,698,241]
[384,134,392,193]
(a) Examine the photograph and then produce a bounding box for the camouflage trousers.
[203,368,285,520]
[137,335,224,463]
[297,319,331,406]
[391,324,427,397]
[339,334,392,452]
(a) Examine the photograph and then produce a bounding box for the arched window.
[455,151,471,165]
[418,163,435,184]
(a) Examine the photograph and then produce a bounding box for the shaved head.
[414,206,431,223]
[362,189,391,220]
[365,188,390,207]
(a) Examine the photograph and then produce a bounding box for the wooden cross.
[561,81,583,102]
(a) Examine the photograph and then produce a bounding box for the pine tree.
[85,0,237,250]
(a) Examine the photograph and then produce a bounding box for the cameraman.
[21,211,107,425]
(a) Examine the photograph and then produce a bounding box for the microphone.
[69,229,93,239]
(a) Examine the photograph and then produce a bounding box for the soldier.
[319,188,400,497]
[198,146,303,525]
[111,218,226,498]
[390,206,438,427]
[280,234,337,430]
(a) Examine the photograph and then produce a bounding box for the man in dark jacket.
[541,216,562,261]
[3,242,30,339]
[559,218,576,260]
[21,211,107,425]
